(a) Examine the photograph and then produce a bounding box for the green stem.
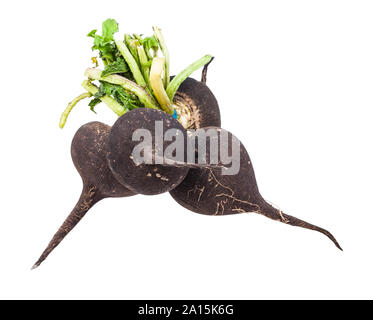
[133,34,143,42]
[59,92,92,128]
[153,26,170,88]
[133,34,153,60]
[85,68,160,110]
[124,34,140,65]
[102,58,109,67]
[115,40,147,88]
[144,46,152,60]
[81,80,126,116]
[149,57,174,114]
[137,46,150,87]
[166,55,213,101]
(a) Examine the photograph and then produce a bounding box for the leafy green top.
[88,19,119,64]
[60,18,213,128]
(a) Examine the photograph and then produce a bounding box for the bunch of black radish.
[33,20,341,268]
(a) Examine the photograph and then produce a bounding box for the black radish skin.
[172,75,221,129]
[34,70,339,267]
[107,109,190,195]
[170,128,342,250]
[33,122,135,268]
[33,73,221,267]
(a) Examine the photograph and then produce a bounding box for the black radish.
[169,128,342,250]
[107,108,189,195]
[33,122,135,268]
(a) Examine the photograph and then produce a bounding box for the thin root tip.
[31,264,39,270]
[325,232,343,251]
[324,230,343,251]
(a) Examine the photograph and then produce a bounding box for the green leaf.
[113,86,141,110]
[88,19,120,63]
[87,29,97,38]
[94,81,142,111]
[94,81,115,98]
[101,58,129,77]
[102,19,119,41]
[142,36,158,51]
[139,36,159,59]
[88,98,101,113]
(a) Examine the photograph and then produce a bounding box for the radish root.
[32,185,102,269]
[201,57,214,84]
[257,201,342,251]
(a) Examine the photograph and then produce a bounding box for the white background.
[0,0,372,299]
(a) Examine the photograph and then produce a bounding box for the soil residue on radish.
[33,122,135,269]
[170,128,342,250]
[34,19,341,269]
[107,108,190,195]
